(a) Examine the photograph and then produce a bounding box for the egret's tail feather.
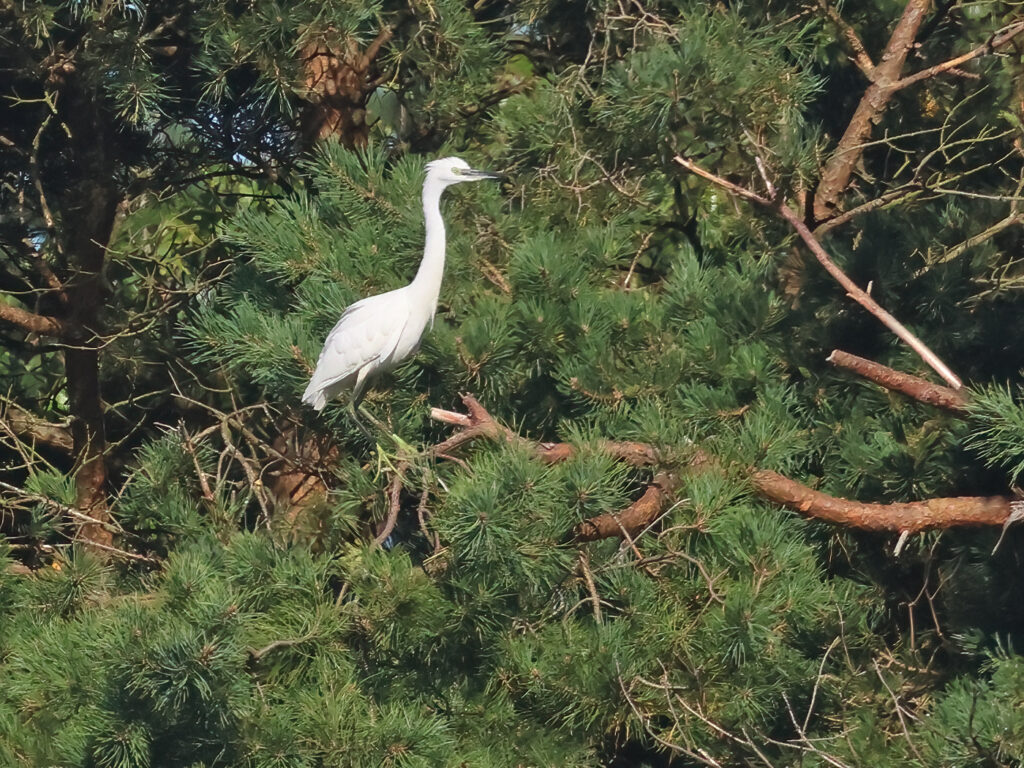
[301,382,327,411]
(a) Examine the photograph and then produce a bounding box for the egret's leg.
[347,400,374,440]
[349,366,394,438]
[348,367,376,439]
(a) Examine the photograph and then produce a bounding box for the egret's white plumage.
[302,157,501,426]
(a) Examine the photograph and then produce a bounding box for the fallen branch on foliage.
[827,349,969,414]
[429,394,1021,539]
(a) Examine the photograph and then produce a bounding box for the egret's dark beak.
[463,168,506,180]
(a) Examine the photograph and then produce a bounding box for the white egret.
[302,156,503,434]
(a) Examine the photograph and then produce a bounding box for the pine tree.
[4,1,1024,766]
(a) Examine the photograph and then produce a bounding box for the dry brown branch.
[575,472,679,541]
[374,460,409,547]
[827,349,968,413]
[778,193,962,388]
[751,469,1017,533]
[0,301,63,336]
[430,395,1022,535]
[578,549,604,623]
[673,155,962,388]
[894,20,1024,92]
[673,156,770,206]
[813,0,931,221]
[819,1,875,79]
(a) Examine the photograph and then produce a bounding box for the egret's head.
[425,156,504,187]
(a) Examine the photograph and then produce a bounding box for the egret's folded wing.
[303,289,408,396]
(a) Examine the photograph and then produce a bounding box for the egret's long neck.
[412,180,446,307]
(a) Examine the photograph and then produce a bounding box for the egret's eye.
[451,167,462,175]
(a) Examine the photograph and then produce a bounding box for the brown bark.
[575,472,680,541]
[299,26,394,149]
[827,349,968,413]
[430,394,1020,539]
[1,401,73,452]
[813,0,932,222]
[58,76,120,550]
[0,302,63,335]
[750,469,1015,533]
[267,422,338,532]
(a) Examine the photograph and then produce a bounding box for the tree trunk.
[298,27,394,150]
[59,79,120,550]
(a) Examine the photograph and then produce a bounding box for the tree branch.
[0,399,74,452]
[917,210,1024,274]
[0,301,63,336]
[813,0,932,222]
[430,395,1019,537]
[672,156,770,206]
[360,24,395,70]
[827,349,968,413]
[673,155,962,389]
[750,470,1017,533]
[575,471,679,541]
[776,203,962,388]
[893,20,1024,92]
[819,1,875,79]
[812,184,924,236]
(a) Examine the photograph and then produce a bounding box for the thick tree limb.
[299,25,395,149]
[673,155,962,389]
[429,395,1019,538]
[827,349,968,413]
[812,0,932,222]
[59,81,120,550]
[750,470,1017,533]
[0,399,73,452]
[575,471,680,541]
[0,301,63,335]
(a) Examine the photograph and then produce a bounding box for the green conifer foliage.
[5,1,1024,765]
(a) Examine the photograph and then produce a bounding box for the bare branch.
[778,203,962,388]
[673,155,962,388]
[751,470,1018,533]
[374,460,409,547]
[673,156,770,206]
[893,20,1024,92]
[819,1,875,79]
[827,349,968,413]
